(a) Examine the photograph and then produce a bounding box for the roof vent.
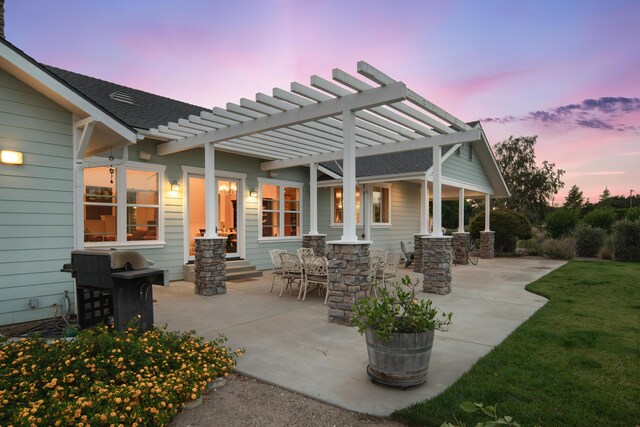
[109,90,137,105]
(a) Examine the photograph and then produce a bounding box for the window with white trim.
[332,187,361,225]
[371,185,390,224]
[83,164,163,244]
[260,181,302,238]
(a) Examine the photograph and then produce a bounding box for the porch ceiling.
[150,62,483,170]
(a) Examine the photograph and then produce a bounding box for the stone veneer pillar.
[326,242,371,325]
[422,236,453,295]
[480,231,495,259]
[413,234,425,273]
[452,232,469,265]
[302,234,327,257]
[194,237,227,296]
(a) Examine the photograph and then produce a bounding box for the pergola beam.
[157,82,408,156]
[260,128,481,171]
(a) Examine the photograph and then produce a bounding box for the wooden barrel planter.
[365,328,435,388]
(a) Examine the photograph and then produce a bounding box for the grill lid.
[70,249,150,270]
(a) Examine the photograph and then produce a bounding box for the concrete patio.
[154,257,564,416]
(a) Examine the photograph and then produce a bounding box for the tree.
[493,135,565,224]
[564,185,584,210]
[599,187,611,203]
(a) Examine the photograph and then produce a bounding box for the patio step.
[183,260,262,282]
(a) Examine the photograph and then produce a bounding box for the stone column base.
[480,231,495,259]
[413,234,426,273]
[302,234,327,257]
[422,236,453,295]
[452,232,469,265]
[327,242,371,326]
[195,237,227,296]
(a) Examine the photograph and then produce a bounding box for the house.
[0,27,508,325]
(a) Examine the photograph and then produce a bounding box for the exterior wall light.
[249,187,258,198]
[171,180,180,192]
[1,150,23,165]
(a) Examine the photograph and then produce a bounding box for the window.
[260,180,302,239]
[371,185,390,224]
[84,164,163,245]
[332,187,361,224]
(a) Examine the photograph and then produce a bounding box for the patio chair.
[296,247,315,257]
[368,255,383,298]
[377,253,401,289]
[269,249,287,293]
[299,254,329,302]
[400,241,414,268]
[370,248,389,266]
[279,252,303,297]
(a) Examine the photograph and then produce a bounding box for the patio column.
[480,194,495,259]
[303,162,327,256]
[458,188,465,232]
[195,141,226,296]
[431,146,443,237]
[414,178,430,272]
[341,109,358,243]
[327,242,371,325]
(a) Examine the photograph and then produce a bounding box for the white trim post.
[458,188,465,232]
[309,162,318,235]
[432,146,443,237]
[484,193,491,231]
[204,142,218,238]
[420,179,429,235]
[341,109,358,242]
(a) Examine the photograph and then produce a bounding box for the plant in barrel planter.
[352,275,453,388]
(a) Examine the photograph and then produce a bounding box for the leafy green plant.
[583,208,616,231]
[469,209,532,253]
[574,225,606,257]
[624,207,640,222]
[517,238,543,256]
[352,276,452,342]
[542,238,576,260]
[545,208,579,238]
[440,401,523,427]
[0,323,241,426]
[612,220,640,262]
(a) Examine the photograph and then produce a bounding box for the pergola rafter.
[150,61,485,241]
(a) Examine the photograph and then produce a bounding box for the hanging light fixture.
[171,180,180,192]
[249,187,258,198]
[108,155,115,184]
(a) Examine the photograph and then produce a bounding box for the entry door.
[186,174,240,261]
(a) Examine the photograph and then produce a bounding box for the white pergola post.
[341,109,358,242]
[432,146,443,237]
[484,194,491,231]
[204,142,218,238]
[420,179,430,235]
[309,162,318,235]
[458,188,465,232]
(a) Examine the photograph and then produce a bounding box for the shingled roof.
[44,65,207,130]
[320,144,455,178]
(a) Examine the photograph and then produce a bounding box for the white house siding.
[442,143,492,190]
[317,181,421,258]
[0,68,75,326]
[122,140,310,276]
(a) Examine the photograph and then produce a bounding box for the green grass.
[393,261,640,426]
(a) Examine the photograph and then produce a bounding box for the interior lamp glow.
[171,180,180,192]
[1,150,23,165]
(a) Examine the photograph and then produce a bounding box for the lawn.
[393,260,640,426]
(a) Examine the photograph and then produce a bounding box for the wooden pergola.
[150,61,497,243]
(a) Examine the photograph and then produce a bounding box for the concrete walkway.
[154,257,564,416]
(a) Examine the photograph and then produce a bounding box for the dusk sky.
[7,0,639,202]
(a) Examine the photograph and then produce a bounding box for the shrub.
[469,209,532,253]
[574,225,607,257]
[518,238,543,256]
[542,238,576,260]
[545,209,579,238]
[612,220,640,262]
[582,208,617,231]
[0,323,241,426]
[625,207,640,222]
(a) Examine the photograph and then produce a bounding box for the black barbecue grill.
[62,249,164,331]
